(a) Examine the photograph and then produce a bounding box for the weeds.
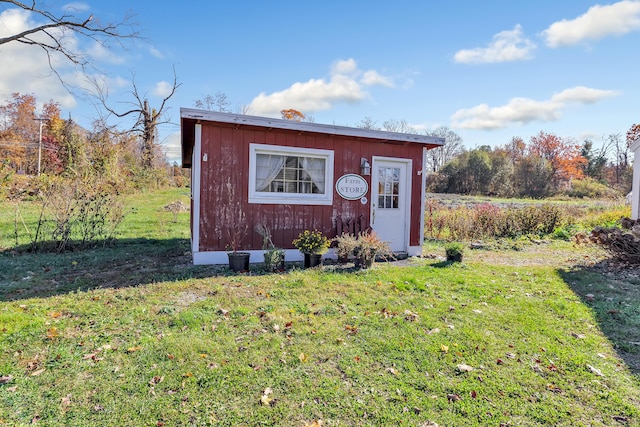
[10,175,126,252]
[425,198,630,241]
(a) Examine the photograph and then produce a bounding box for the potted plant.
[223,179,249,272]
[333,231,393,269]
[292,229,329,268]
[445,241,465,262]
[256,224,285,272]
[352,231,393,269]
[333,233,358,264]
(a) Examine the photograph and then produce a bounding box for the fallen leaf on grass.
[404,310,419,322]
[46,327,59,340]
[345,325,358,334]
[440,344,449,353]
[547,383,562,393]
[456,364,474,373]
[126,346,142,353]
[298,353,308,363]
[0,375,12,384]
[587,364,604,377]
[304,421,323,427]
[149,376,164,385]
[260,387,276,406]
[386,367,399,375]
[447,393,461,402]
[61,394,72,407]
[7,386,17,392]
[30,368,45,376]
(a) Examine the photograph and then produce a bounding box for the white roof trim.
[630,136,640,153]
[181,108,444,146]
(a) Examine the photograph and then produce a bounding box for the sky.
[1,1,639,165]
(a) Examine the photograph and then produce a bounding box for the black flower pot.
[228,252,250,272]
[304,253,323,268]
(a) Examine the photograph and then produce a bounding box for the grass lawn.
[1,188,639,426]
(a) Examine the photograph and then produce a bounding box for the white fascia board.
[180,108,444,146]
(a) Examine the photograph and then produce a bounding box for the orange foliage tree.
[0,93,61,173]
[627,124,640,147]
[280,109,305,121]
[528,131,586,187]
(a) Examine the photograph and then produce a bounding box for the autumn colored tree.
[280,109,305,121]
[528,131,586,188]
[0,93,61,174]
[627,124,640,146]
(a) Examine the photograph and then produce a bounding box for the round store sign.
[336,174,368,200]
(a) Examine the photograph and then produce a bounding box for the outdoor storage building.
[180,109,444,265]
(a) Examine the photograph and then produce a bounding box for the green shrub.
[444,241,465,261]
[567,178,620,199]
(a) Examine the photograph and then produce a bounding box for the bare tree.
[424,126,464,172]
[194,91,231,112]
[97,70,180,169]
[0,1,137,79]
[357,116,379,130]
[382,118,415,133]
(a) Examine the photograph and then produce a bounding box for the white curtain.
[301,157,325,194]
[255,154,285,191]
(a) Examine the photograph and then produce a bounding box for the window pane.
[255,154,326,195]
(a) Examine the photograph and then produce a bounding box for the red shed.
[180,109,444,265]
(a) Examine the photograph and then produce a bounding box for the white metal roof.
[180,108,444,146]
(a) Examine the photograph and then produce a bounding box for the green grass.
[1,189,639,426]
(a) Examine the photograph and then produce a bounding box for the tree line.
[427,131,633,198]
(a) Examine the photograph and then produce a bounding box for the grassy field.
[1,188,639,426]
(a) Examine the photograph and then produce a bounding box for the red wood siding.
[197,122,424,251]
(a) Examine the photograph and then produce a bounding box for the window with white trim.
[249,143,334,205]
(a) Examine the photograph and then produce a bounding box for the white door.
[371,158,410,252]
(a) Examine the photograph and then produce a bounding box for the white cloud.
[332,58,358,75]
[454,25,536,64]
[62,2,91,12]
[162,131,182,164]
[149,46,165,59]
[0,9,80,109]
[153,81,174,98]
[87,41,127,64]
[361,70,393,87]
[542,1,640,47]
[248,59,394,116]
[451,86,618,130]
[550,86,618,103]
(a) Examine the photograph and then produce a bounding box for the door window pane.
[377,167,400,209]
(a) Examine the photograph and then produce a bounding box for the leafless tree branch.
[0,0,138,73]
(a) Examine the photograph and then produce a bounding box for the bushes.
[566,178,619,199]
[425,200,567,240]
[11,175,126,252]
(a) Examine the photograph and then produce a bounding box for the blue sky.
[1,1,639,164]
